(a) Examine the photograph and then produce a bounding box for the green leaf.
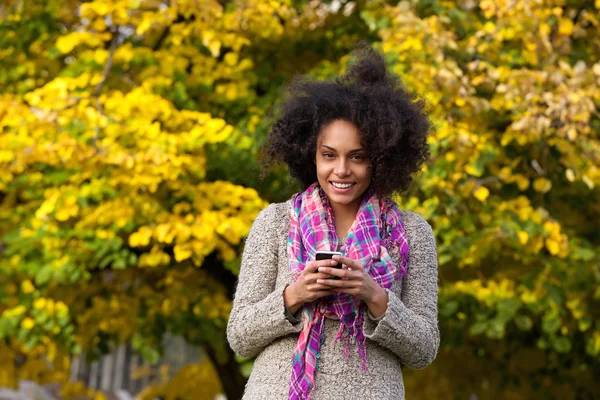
[469,321,487,336]
[486,320,506,339]
[440,300,459,317]
[552,336,572,353]
[542,316,561,334]
[497,298,520,320]
[515,315,533,331]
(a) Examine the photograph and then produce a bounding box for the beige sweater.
[227,201,439,399]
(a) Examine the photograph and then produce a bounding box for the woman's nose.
[334,158,350,176]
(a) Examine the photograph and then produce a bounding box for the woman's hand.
[316,255,388,318]
[284,259,337,314]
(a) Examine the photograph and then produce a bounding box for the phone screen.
[315,251,342,280]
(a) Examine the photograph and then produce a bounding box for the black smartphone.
[315,251,343,280]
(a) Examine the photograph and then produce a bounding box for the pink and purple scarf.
[287,182,409,399]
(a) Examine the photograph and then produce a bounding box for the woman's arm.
[362,212,440,369]
[226,203,301,357]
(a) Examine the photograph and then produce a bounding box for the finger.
[315,278,360,288]
[332,255,364,271]
[304,272,338,283]
[314,259,340,268]
[317,266,356,280]
[315,290,336,299]
[330,287,358,295]
[305,259,339,273]
[307,283,337,292]
[304,261,318,273]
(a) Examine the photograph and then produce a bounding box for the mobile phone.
[315,251,343,280]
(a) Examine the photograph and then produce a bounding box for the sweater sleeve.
[362,212,440,369]
[226,203,302,357]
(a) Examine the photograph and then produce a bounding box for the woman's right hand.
[284,259,338,314]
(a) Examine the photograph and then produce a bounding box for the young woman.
[227,42,439,400]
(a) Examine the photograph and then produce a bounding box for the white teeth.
[331,182,354,189]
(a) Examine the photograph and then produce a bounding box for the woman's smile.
[316,119,372,214]
[330,181,356,190]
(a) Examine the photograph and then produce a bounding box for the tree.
[0,0,599,399]
[367,0,600,397]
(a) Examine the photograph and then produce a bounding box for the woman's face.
[315,120,372,212]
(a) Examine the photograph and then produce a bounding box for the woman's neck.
[330,200,360,239]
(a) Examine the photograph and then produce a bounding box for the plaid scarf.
[287,182,409,400]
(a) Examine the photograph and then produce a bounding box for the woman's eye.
[352,154,365,160]
[323,153,335,158]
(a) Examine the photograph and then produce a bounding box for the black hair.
[263,41,431,197]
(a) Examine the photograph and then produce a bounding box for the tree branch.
[92,26,120,98]
[92,27,120,150]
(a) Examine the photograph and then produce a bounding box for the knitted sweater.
[226,201,440,399]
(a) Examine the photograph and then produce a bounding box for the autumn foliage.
[0,0,599,399]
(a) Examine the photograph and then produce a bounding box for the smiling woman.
[316,120,372,238]
[226,41,438,400]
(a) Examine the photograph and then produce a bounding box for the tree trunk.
[205,345,247,400]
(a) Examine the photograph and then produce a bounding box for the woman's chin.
[324,191,361,208]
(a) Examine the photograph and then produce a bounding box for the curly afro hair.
[262,41,431,198]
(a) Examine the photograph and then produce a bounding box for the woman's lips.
[329,181,356,193]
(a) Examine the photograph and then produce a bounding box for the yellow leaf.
[21,280,35,294]
[34,298,47,309]
[516,176,530,191]
[445,152,456,162]
[174,244,192,262]
[21,318,35,330]
[521,291,537,303]
[224,52,239,66]
[464,164,482,177]
[0,150,14,162]
[482,21,495,34]
[545,238,560,255]
[558,18,574,36]
[136,18,154,35]
[565,169,575,182]
[138,247,170,268]
[205,118,226,133]
[207,125,234,143]
[55,204,79,221]
[543,221,561,236]
[55,301,69,319]
[518,231,529,245]
[56,34,80,54]
[161,299,170,314]
[533,178,552,193]
[81,1,112,17]
[155,224,173,243]
[473,186,489,202]
[115,45,134,63]
[204,37,221,57]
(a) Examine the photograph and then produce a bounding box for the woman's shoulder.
[399,210,435,243]
[252,200,291,232]
[256,200,291,220]
[399,209,430,228]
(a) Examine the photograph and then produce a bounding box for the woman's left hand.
[316,255,388,317]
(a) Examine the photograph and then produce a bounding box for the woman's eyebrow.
[320,144,365,153]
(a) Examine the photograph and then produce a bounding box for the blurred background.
[0,0,599,399]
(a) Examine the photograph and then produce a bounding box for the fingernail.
[318,267,325,272]
[316,279,324,284]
